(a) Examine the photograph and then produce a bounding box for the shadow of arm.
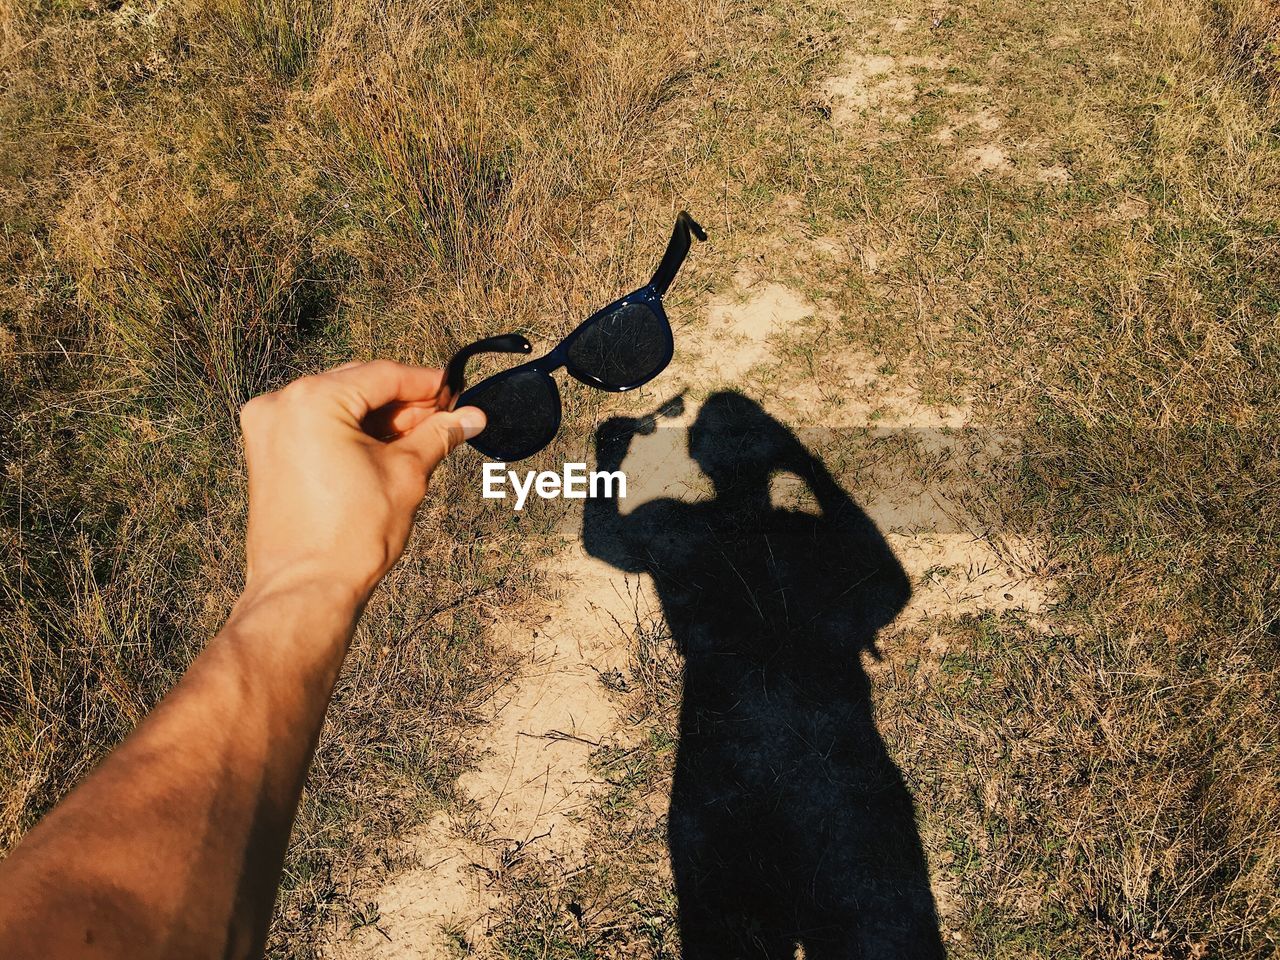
[581,418,647,573]
[799,447,913,629]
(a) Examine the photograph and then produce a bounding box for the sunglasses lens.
[462,369,560,461]
[565,302,669,390]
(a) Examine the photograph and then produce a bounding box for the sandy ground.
[328,16,1052,957]
[329,269,1049,959]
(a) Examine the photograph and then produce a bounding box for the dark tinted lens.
[461,369,560,461]
[565,302,669,390]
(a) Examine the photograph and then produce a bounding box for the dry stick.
[394,576,512,649]
[517,729,602,749]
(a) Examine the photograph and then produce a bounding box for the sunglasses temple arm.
[649,211,708,297]
[435,333,533,410]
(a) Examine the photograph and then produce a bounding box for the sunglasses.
[435,211,707,462]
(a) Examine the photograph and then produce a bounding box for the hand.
[595,416,641,470]
[237,361,486,607]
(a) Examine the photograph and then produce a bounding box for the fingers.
[394,406,487,473]
[385,401,436,436]
[361,400,435,441]
[327,360,445,414]
[366,397,459,442]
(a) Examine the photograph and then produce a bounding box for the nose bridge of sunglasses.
[437,333,533,409]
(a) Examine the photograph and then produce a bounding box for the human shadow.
[583,392,944,959]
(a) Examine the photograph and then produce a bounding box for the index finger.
[325,360,444,413]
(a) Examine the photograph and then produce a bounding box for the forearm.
[0,360,479,957]
[582,424,641,569]
[0,580,361,959]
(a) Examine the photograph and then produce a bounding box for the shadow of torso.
[584,394,944,960]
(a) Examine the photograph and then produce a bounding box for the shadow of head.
[588,389,911,643]
[584,391,941,959]
[687,391,809,495]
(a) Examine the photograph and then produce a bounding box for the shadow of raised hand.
[583,391,944,960]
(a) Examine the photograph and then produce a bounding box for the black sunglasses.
[435,211,707,461]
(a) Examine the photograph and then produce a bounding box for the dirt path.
[330,289,1047,956]
[328,554,640,957]
[328,3,1059,955]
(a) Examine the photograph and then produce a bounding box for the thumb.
[396,406,486,472]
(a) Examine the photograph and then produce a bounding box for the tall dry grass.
[894,0,1280,952]
[0,0,708,953]
[213,0,330,78]
[1213,0,1280,98]
[68,194,319,419]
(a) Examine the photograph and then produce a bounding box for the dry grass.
[993,1,1280,950]
[1213,0,1280,98]
[799,0,1280,953]
[0,0,705,953]
[212,0,329,79]
[3,0,1278,955]
[465,0,1280,955]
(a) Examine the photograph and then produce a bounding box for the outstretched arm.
[0,361,485,959]
[581,416,647,573]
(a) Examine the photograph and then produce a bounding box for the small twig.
[594,746,642,769]
[397,577,512,647]
[518,729,602,748]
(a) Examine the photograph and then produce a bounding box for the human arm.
[580,415,647,573]
[0,361,486,959]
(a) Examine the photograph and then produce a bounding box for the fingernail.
[457,406,486,439]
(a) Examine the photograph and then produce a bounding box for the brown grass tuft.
[1212,0,1280,98]
[1,0,708,954]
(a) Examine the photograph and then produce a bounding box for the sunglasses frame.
[438,211,706,462]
